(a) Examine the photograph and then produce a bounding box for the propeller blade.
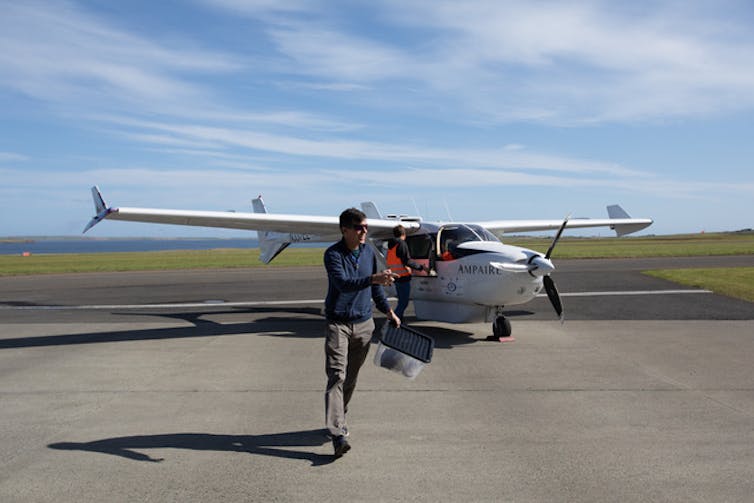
[545,214,570,259]
[543,275,564,321]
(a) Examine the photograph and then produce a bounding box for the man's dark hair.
[339,207,367,229]
[392,225,406,238]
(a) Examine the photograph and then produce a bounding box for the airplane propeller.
[545,214,570,260]
[530,216,569,322]
[543,275,563,319]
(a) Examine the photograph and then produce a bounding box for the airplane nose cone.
[529,256,555,276]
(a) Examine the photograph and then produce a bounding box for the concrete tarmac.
[1,257,753,502]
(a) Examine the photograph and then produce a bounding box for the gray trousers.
[325,318,375,437]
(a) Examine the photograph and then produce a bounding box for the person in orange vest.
[386,225,427,321]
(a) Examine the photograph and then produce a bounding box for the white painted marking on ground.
[0,290,712,310]
[0,299,325,310]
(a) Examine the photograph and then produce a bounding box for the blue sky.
[1,0,753,237]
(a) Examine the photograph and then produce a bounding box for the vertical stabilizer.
[83,186,111,233]
[606,204,651,236]
[92,186,108,214]
[607,204,630,219]
[361,201,383,220]
[251,195,267,214]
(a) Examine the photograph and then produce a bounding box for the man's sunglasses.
[351,224,368,232]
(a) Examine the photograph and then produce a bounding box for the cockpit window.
[465,225,499,242]
[437,224,500,260]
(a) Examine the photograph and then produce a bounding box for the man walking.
[323,208,401,458]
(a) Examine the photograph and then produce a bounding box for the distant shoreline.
[1,236,256,241]
[1,238,36,244]
[0,237,322,255]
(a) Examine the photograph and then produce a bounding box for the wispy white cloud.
[1,1,753,236]
[320,166,754,199]
[187,110,364,132]
[198,0,314,17]
[98,116,650,177]
[143,147,276,167]
[7,0,754,130]
[285,81,371,92]
[0,0,240,113]
[392,1,754,122]
[4,155,751,209]
[0,152,29,162]
[203,0,754,123]
[112,132,226,150]
[267,25,412,83]
[5,0,754,127]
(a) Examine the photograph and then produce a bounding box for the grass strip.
[1,232,753,276]
[504,233,754,258]
[643,267,754,303]
[0,248,325,276]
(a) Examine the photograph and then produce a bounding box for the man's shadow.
[49,429,335,466]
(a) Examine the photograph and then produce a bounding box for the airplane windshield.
[437,224,500,260]
[441,224,499,244]
[466,225,500,242]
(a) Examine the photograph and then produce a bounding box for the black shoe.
[332,435,351,458]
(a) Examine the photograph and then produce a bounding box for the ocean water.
[0,238,276,255]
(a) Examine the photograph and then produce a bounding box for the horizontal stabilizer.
[259,238,290,264]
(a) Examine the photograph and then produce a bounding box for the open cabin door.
[405,233,435,277]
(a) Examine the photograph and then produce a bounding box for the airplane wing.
[474,205,653,237]
[83,186,418,241]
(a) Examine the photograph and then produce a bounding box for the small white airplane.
[84,186,652,340]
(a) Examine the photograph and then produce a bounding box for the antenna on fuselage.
[443,199,453,222]
[411,197,421,219]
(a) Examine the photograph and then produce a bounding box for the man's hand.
[372,269,398,286]
[387,309,401,327]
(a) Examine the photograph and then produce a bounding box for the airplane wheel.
[492,316,512,339]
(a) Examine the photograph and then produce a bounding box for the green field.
[1,232,753,304]
[510,233,754,303]
[0,247,323,276]
[644,267,754,303]
[503,232,754,258]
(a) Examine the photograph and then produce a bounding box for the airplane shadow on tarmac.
[0,307,481,350]
[0,309,322,350]
[49,429,336,466]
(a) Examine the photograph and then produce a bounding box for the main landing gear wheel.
[488,315,514,342]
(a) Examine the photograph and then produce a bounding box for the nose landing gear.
[488,315,514,342]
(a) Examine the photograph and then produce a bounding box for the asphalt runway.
[1,256,753,501]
